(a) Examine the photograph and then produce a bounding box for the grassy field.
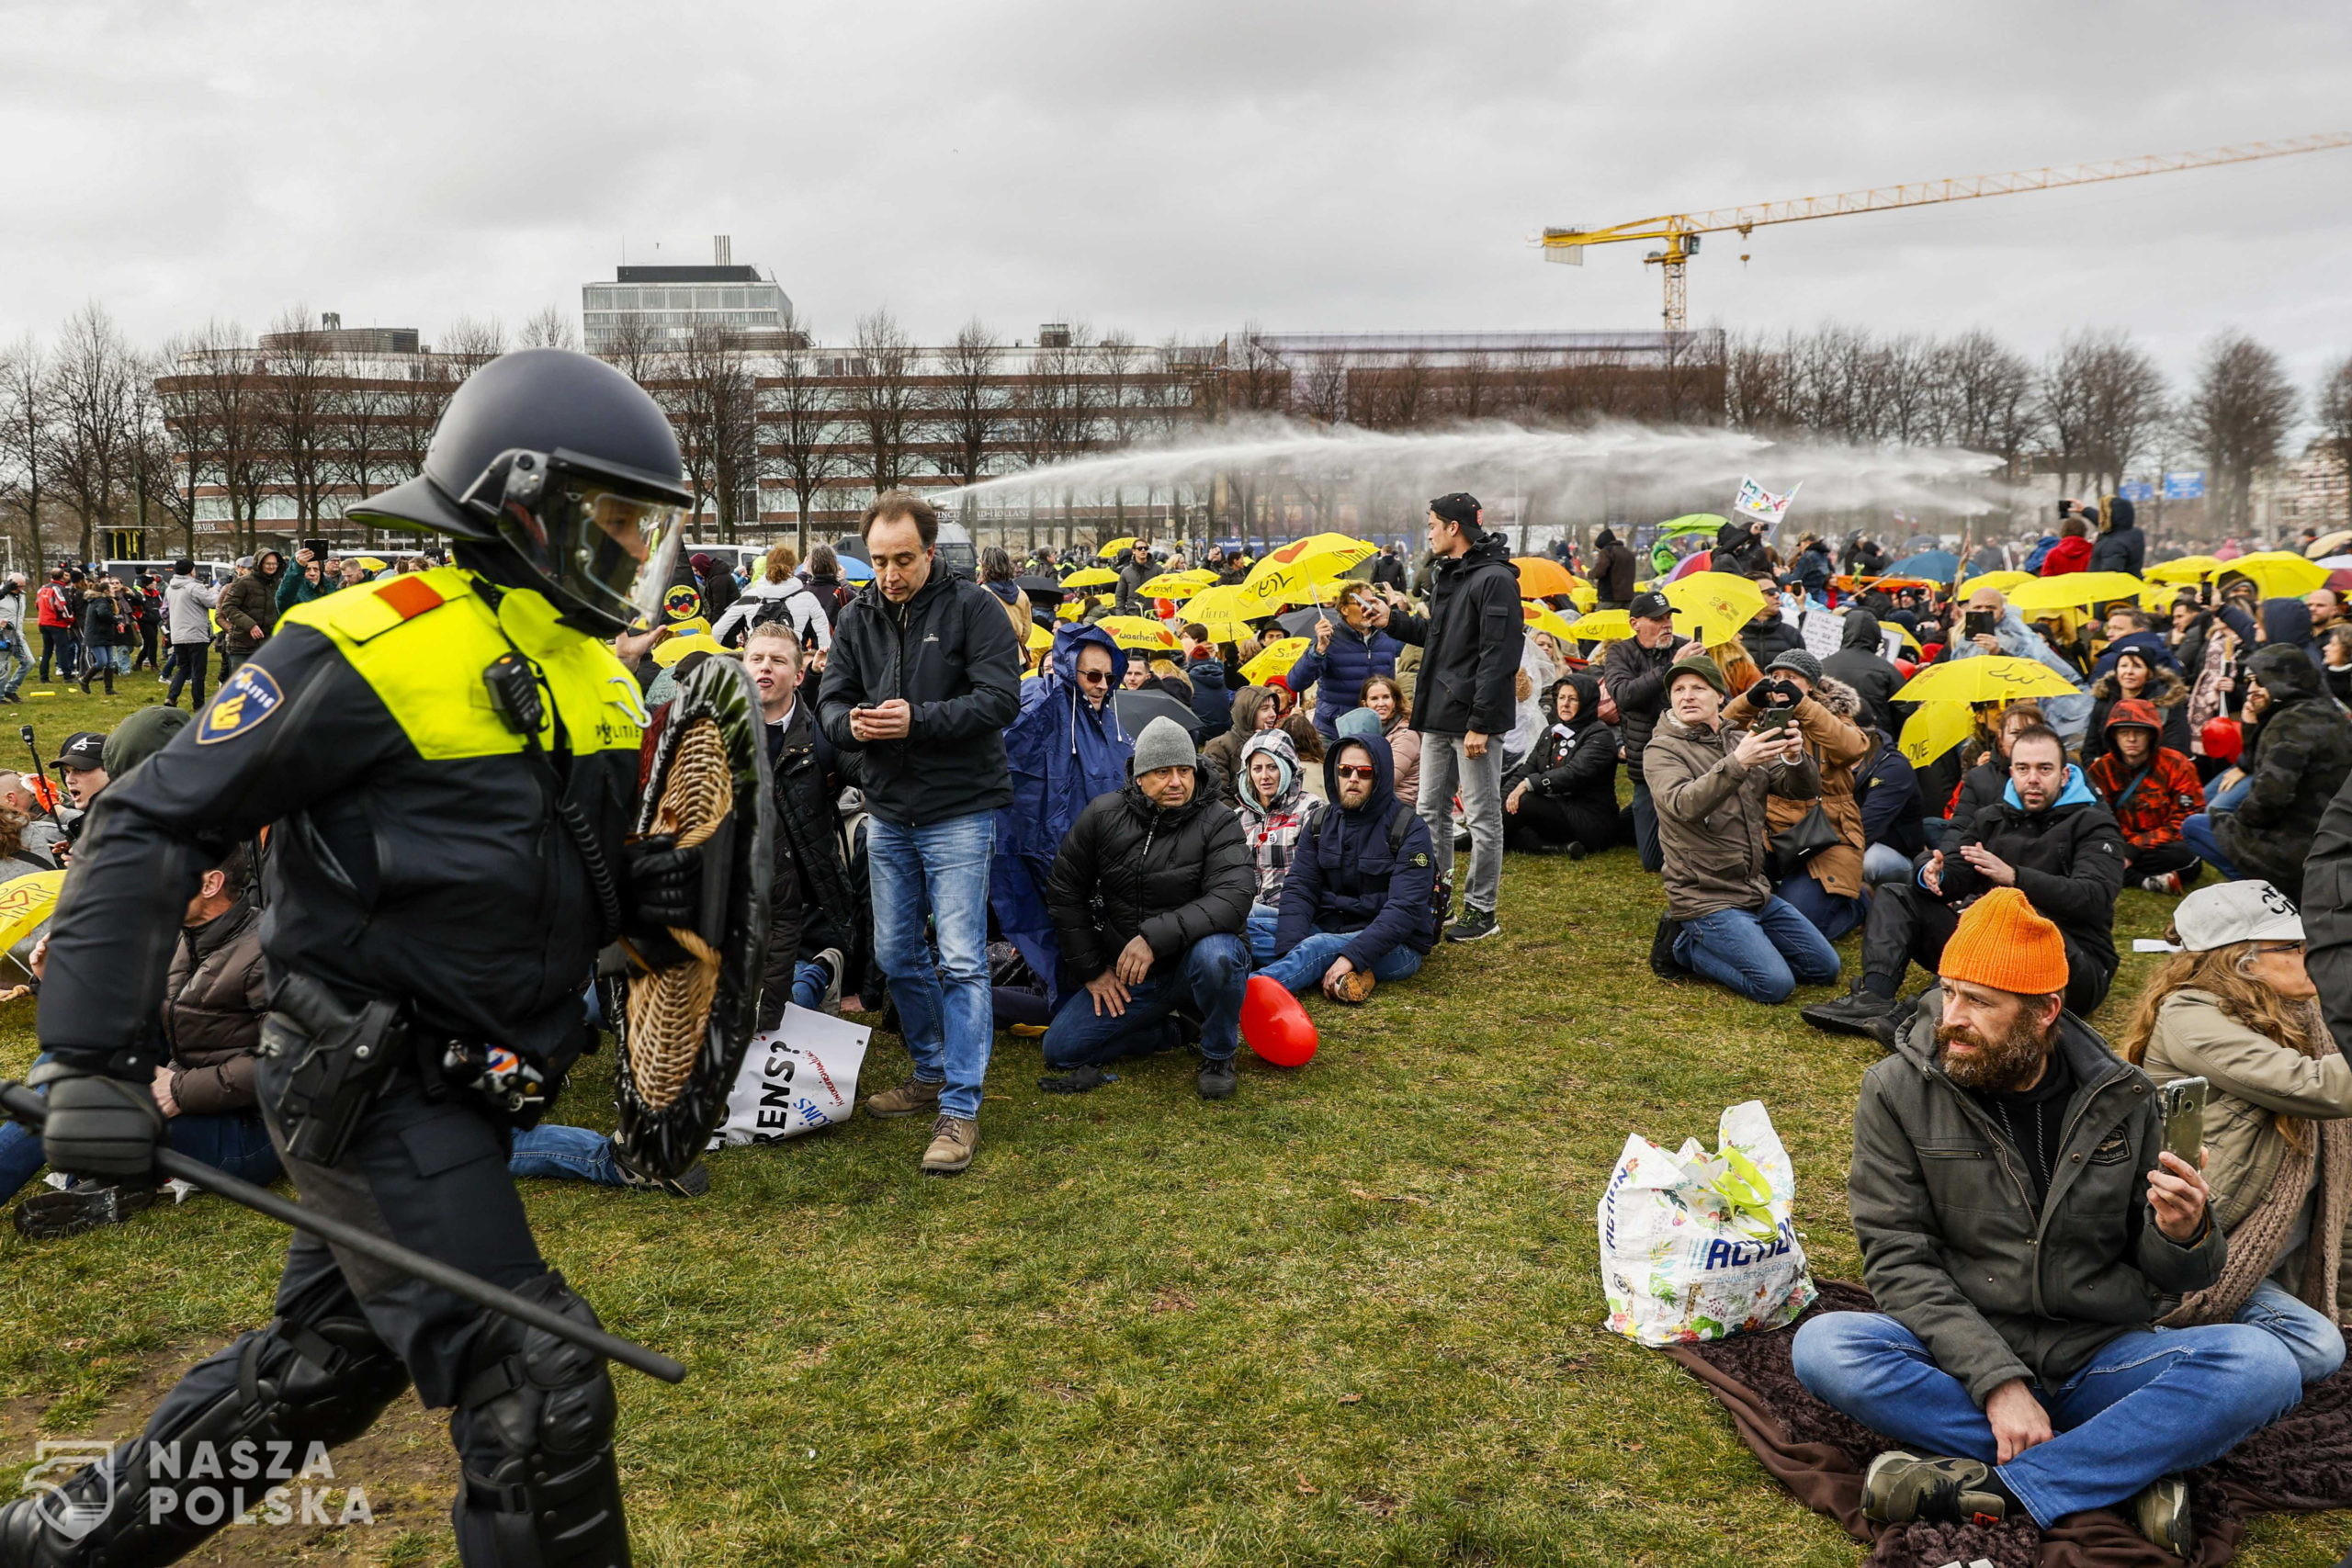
[0,676,2344,1566]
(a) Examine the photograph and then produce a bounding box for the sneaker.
[2129,1475,2191,1556]
[1444,907,1499,943]
[813,947,845,1010]
[1801,988,1903,1044]
[921,1114,978,1175]
[1860,1450,2008,1529]
[13,1183,156,1240]
[1196,1058,1238,1100]
[605,1137,711,1197]
[865,1076,944,1119]
[1564,840,1590,861]
[2141,872,2184,896]
[1648,913,1685,979]
[1329,966,1376,1004]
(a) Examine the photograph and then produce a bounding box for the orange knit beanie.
[1939,886,2069,995]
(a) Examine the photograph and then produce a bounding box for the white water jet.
[933,417,2008,525]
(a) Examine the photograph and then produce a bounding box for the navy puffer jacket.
[1273,733,1437,968]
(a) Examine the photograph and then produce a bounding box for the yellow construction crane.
[1536,132,2352,333]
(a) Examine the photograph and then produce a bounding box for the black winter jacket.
[2217,646,2352,899]
[1944,768,2126,977]
[1823,610,1906,736]
[820,570,1023,827]
[1739,613,1804,664]
[1590,534,1637,604]
[1274,735,1437,968]
[2087,518,2145,577]
[1600,632,1692,779]
[1502,675,1618,811]
[1046,766,1254,983]
[1383,533,1521,737]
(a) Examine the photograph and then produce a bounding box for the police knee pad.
[451,1271,628,1568]
[0,1316,407,1568]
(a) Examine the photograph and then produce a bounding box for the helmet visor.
[530,471,688,633]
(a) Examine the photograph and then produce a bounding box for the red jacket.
[2088,746,2201,847]
[2038,536,2094,576]
[34,582,72,628]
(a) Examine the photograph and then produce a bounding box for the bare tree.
[933,319,1004,494]
[440,316,508,377]
[594,313,664,387]
[1225,325,1288,415]
[2316,355,2352,528]
[2184,331,2298,536]
[383,353,455,510]
[261,306,339,530]
[849,310,920,494]
[763,331,848,557]
[1297,354,1348,426]
[0,336,55,569]
[518,305,580,351]
[333,349,400,542]
[49,303,141,563]
[662,320,760,541]
[2039,329,2166,500]
[147,341,205,557]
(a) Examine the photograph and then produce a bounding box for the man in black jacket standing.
[820,491,1023,1175]
[1599,592,1690,873]
[1037,718,1256,1100]
[1363,492,1521,942]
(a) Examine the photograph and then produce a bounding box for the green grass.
[0,674,2344,1565]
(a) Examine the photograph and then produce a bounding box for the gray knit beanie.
[1765,649,1823,684]
[1131,716,1197,776]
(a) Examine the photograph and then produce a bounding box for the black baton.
[0,1080,685,1384]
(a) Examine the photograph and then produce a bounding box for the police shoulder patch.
[198,664,286,744]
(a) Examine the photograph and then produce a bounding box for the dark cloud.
[3,0,2346,385]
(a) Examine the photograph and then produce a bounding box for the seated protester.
[5,846,285,1238]
[0,771,66,865]
[1646,652,1842,1005]
[2184,644,2352,901]
[0,779,55,880]
[1936,701,2048,848]
[2119,882,2350,1384]
[1792,889,2290,1557]
[1723,651,1873,941]
[1234,728,1323,964]
[1036,718,1255,1100]
[1201,684,1282,808]
[1501,673,1619,858]
[1852,714,1926,888]
[1263,680,1327,773]
[2084,645,2191,768]
[1180,624,1233,739]
[1951,586,2092,743]
[2086,698,2205,896]
[2086,605,2179,683]
[1282,581,1403,741]
[1823,607,1905,737]
[2323,624,2352,708]
[1737,587,1805,666]
[744,623,863,1014]
[1359,674,1419,806]
[1258,731,1436,1005]
[1805,726,2123,1040]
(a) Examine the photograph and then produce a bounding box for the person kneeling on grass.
[1645,652,1841,1004]
[1037,717,1257,1100]
[1790,888,2299,1556]
[1257,730,1437,1006]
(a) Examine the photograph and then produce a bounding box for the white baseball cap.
[2174,880,2304,952]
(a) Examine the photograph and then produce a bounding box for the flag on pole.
[1732,477,1802,533]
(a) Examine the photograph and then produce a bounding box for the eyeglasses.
[1335,764,1376,780]
[1076,668,1109,683]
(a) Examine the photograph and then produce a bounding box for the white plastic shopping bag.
[706,1004,871,1148]
[1598,1100,1815,1346]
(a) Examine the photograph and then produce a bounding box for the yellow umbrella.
[2145,555,2222,585]
[1062,567,1120,589]
[1895,656,2080,704]
[1055,600,1083,622]
[1897,704,1978,769]
[1137,570,1215,598]
[2003,572,2147,613]
[1098,615,1182,654]
[1097,536,1139,558]
[349,555,390,572]
[1956,569,2031,599]
[0,870,64,959]
[1026,622,1055,650]
[1567,608,1634,641]
[1241,637,1310,685]
[2217,550,2328,599]
[1176,584,1272,642]
[1520,602,1579,641]
[651,631,729,667]
[1238,533,1376,605]
[1661,571,1768,647]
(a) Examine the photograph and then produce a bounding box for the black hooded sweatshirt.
[1384,532,1521,737]
[1823,609,1905,735]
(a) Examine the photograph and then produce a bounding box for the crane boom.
[1538,132,2352,332]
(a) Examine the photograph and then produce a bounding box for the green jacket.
[1849,987,2224,1404]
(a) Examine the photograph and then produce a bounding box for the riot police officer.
[2,350,706,1567]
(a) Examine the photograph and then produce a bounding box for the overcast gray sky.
[6,0,2347,387]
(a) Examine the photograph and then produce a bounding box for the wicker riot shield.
[613,655,775,1177]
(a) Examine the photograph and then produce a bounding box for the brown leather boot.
[920,1115,978,1176]
[865,1077,943,1119]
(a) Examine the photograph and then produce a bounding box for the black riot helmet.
[347,349,693,637]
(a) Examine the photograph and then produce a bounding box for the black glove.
[626,833,702,932]
[1757,678,1804,709]
[29,1061,164,1182]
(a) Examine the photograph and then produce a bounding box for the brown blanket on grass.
[1663,1281,2352,1568]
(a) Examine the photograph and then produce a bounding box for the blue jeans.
[1258,926,1425,996]
[2206,774,2251,811]
[1042,932,1250,1066]
[2237,1279,2347,1384]
[0,1103,279,1205]
[1777,872,1867,942]
[0,627,26,697]
[1673,897,1841,1003]
[1862,842,1913,885]
[791,959,831,1012]
[2179,812,2243,880]
[867,811,996,1121]
[1245,905,1281,965]
[507,1123,627,1186]
[1791,1311,2303,1527]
